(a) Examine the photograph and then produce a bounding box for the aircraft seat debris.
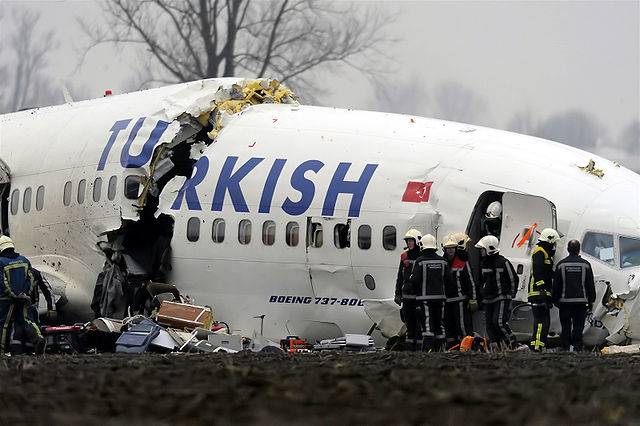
[578,159,605,178]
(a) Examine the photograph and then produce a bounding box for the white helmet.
[451,232,471,250]
[475,235,500,255]
[403,229,422,243]
[485,201,502,219]
[441,234,457,249]
[419,234,438,250]
[0,235,15,252]
[538,228,561,245]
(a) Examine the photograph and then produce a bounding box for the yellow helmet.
[452,232,471,250]
[441,234,457,248]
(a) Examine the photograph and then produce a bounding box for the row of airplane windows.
[9,176,142,215]
[185,217,399,251]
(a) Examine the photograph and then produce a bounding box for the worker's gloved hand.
[46,310,57,321]
[394,295,402,306]
[468,299,478,313]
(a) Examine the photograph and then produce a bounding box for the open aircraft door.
[499,192,557,301]
[0,159,10,235]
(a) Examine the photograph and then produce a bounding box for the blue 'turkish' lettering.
[170,157,210,211]
[322,162,378,217]
[259,159,287,214]
[98,119,131,171]
[281,160,324,216]
[120,118,170,168]
[212,156,264,212]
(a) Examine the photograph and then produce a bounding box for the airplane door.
[498,192,557,301]
[0,159,10,235]
[305,217,355,299]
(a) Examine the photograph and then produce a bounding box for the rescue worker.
[31,268,57,323]
[410,234,449,352]
[394,229,422,351]
[475,235,518,350]
[0,236,44,355]
[528,228,561,351]
[442,233,476,348]
[552,240,596,351]
[482,201,502,239]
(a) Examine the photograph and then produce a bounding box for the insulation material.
[578,159,605,178]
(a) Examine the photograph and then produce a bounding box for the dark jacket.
[528,242,555,304]
[552,254,596,304]
[0,250,34,298]
[445,251,476,301]
[30,269,54,311]
[395,246,421,300]
[409,249,449,301]
[480,253,518,303]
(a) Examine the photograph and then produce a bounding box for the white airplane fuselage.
[0,79,638,344]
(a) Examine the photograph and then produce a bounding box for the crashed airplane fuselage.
[0,78,638,345]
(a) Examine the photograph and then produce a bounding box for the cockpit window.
[582,232,615,265]
[620,236,640,268]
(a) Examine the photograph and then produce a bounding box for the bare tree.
[79,0,396,96]
[507,110,537,136]
[432,81,486,124]
[618,120,639,156]
[0,8,58,113]
[535,109,604,149]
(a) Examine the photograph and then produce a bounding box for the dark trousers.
[401,299,421,351]
[0,300,43,355]
[418,300,445,352]
[484,299,517,348]
[530,303,550,351]
[559,303,587,351]
[444,300,473,346]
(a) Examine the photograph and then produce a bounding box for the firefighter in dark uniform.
[394,229,422,351]
[475,235,519,351]
[528,228,561,351]
[0,236,44,355]
[410,234,450,352]
[552,239,596,351]
[442,233,476,348]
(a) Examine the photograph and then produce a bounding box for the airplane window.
[620,236,640,269]
[262,221,276,246]
[124,176,140,200]
[286,222,299,247]
[36,186,45,211]
[308,222,323,248]
[383,226,397,250]
[582,232,615,265]
[212,218,225,243]
[77,179,86,204]
[358,225,372,250]
[238,220,252,245]
[63,181,72,206]
[334,224,350,249]
[93,177,102,202]
[23,187,32,213]
[187,217,200,242]
[10,189,19,215]
[107,176,117,201]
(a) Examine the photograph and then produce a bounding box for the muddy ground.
[0,352,638,425]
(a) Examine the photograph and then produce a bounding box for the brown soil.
[0,352,638,425]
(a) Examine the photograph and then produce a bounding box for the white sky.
[2,0,639,156]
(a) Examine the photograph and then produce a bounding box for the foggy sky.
[1,0,638,169]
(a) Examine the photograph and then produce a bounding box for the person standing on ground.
[475,235,519,351]
[552,239,596,351]
[442,233,476,348]
[394,229,422,351]
[410,234,449,352]
[528,228,561,351]
[0,236,44,355]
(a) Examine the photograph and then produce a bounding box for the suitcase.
[155,301,213,330]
